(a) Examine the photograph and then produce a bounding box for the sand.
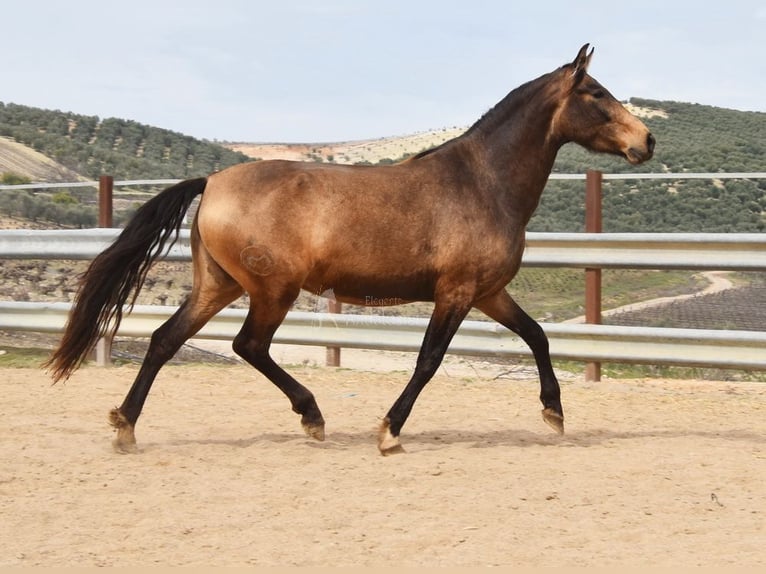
[1,360,764,566]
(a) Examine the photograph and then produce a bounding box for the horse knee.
[520,319,549,352]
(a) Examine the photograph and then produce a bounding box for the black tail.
[45,177,208,382]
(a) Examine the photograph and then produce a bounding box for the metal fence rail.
[2,171,766,372]
[3,172,766,191]
[3,228,766,269]
[2,301,765,370]
[1,230,765,370]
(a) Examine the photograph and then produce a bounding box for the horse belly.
[303,264,437,306]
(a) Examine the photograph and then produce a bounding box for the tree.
[1,172,31,185]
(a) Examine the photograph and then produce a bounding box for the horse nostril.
[647,133,656,154]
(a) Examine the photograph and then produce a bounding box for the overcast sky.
[3,1,765,142]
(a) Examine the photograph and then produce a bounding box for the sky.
[3,0,765,143]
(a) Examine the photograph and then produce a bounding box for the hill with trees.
[0,102,253,227]
[0,98,764,232]
[533,98,766,232]
[0,102,250,180]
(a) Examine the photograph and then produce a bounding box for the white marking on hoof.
[378,419,406,456]
[112,425,138,454]
[112,435,138,454]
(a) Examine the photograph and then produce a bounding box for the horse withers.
[46,44,654,455]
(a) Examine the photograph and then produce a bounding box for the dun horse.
[46,45,654,455]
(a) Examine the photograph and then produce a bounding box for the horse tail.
[45,177,208,382]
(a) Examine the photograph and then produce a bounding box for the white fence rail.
[3,228,766,269]
[3,172,766,191]
[1,229,765,370]
[1,301,765,370]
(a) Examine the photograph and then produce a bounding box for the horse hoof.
[380,443,406,456]
[378,418,406,456]
[111,422,138,453]
[302,421,326,441]
[109,408,138,453]
[112,436,138,454]
[542,408,565,435]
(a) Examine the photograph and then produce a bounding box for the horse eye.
[592,89,605,99]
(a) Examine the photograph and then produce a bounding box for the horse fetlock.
[378,418,406,456]
[108,408,129,429]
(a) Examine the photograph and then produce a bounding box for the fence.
[1,301,765,371]
[1,173,765,375]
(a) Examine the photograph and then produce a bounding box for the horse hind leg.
[232,295,326,441]
[109,302,204,451]
[110,244,244,452]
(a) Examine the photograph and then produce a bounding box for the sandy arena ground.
[1,355,765,566]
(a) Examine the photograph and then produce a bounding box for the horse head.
[553,44,655,165]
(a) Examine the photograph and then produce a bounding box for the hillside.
[229,99,765,233]
[227,127,465,165]
[533,98,766,232]
[0,98,764,232]
[0,136,82,182]
[0,102,251,180]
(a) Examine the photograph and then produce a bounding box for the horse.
[45,44,654,455]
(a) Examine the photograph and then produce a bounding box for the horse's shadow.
[149,426,765,452]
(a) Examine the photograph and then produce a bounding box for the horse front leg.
[476,289,564,434]
[379,300,471,455]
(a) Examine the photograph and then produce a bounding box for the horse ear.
[571,43,594,85]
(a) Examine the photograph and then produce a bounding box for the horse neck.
[461,74,565,221]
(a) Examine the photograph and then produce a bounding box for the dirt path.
[565,271,736,323]
[1,363,764,566]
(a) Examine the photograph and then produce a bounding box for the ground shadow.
[142,425,764,453]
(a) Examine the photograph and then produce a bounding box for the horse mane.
[410,140,451,160]
[464,68,563,137]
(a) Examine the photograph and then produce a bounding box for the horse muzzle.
[625,132,655,164]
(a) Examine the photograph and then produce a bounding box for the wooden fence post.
[326,299,342,366]
[98,175,113,228]
[95,175,114,367]
[584,170,602,382]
